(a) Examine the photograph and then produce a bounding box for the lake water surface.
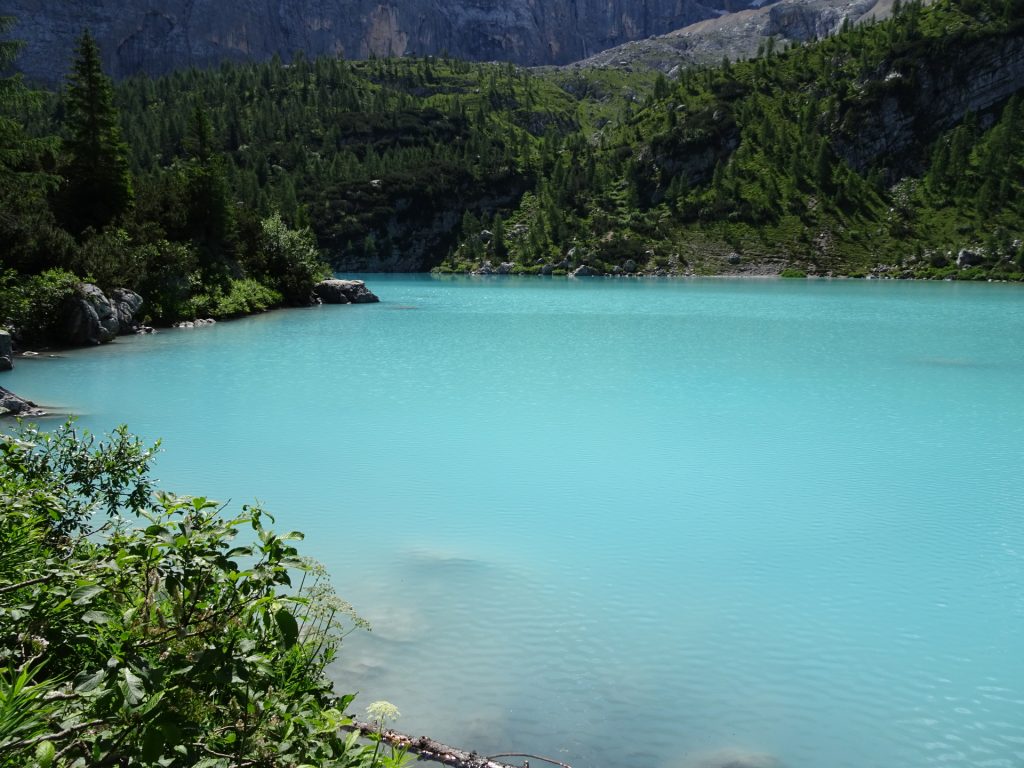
[6,275,1024,768]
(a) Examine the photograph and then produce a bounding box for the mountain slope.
[441,0,1024,278]
[570,0,901,73]
[8,0,766,85]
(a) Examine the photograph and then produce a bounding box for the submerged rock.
[0,330,12,372]
[0,386,46,418]
[683,748,782,768]
[314,279,380,304]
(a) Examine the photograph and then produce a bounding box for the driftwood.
[346,721,572,768]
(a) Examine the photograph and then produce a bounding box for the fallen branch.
[346,721,572,768]
[487,754,573,768]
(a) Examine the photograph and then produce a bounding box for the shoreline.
[4,270,1021,417]
[0,279,380,418]
[428,268,1024,283]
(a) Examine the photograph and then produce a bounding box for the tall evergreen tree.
[0,17,64,273]
[57,30,133,235]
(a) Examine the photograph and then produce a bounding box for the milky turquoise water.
[6,275,1024,768]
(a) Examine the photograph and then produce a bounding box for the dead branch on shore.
[346,721,573,768]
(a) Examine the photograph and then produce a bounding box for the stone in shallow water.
[0,386,45,417]
[314,279,380,304]
[682,748,782,768]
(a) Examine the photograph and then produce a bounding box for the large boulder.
[109,288,144,333]
[572,264,600,277]
[313,279,380,304]
[0,330,12,372]
[61,283,120,346]
[0,386,45,417]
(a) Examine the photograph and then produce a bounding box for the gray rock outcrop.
[957,248,985,268]
[109,289,144,333]
[9,0,772,85]
[60,283,144,347]
[313,279,380,304]
[573,0,889,73]
[572,264,600,277]
[0,386,46,418]
[0,330,12,372]
[62,283,121,346]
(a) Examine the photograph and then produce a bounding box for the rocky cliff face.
[8,0,765,84]
[572,0,893,72]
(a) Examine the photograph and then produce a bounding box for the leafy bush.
[780,267,808,278]
[186,278,283,319]
[259,214,332,305]
[0,422,375,768]
[0,268,81,345]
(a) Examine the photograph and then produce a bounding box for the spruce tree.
[58,30,133,235]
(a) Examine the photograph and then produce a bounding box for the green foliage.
[8,0,1024,317]
[0,422,377,767]
[259,214,332,304]
[0,18,64,276]
[439,0,1024,278]
[186,278,283,319]
[107,56,578,268]
[0,268,80,346]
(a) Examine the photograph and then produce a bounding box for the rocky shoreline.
[439,250,1024,281]
[0,279,379,417]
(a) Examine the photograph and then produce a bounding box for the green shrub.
[0,421,374,768]
[0,268,82,345]
[186,278,283,318]
[259,213,333,304]
[780,267,807,278]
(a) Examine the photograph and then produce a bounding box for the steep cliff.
[571,0,896,72]
[8,0,765,85]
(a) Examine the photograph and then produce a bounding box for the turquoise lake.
[6,275,1024,768]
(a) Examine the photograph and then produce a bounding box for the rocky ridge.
[569,0,900,73]
[10,0,769,85]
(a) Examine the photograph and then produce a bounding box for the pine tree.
[492,214,508,261]
[58,30,133,234]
